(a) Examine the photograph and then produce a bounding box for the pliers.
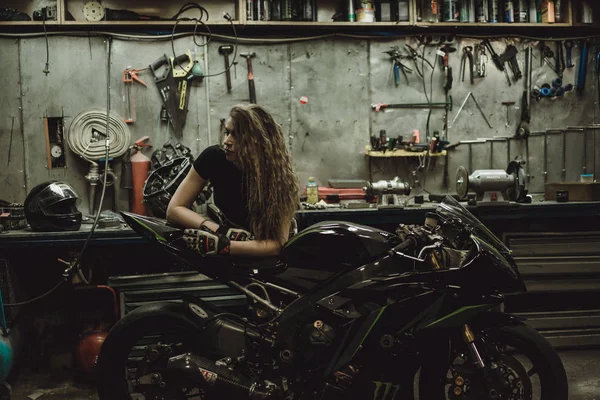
[460,46,474,84]
[405,44,434,78]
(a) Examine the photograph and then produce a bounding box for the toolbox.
[544,183,600,202]
[0,200,27,232]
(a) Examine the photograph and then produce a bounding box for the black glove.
[217,226,254,241]
[183,227,231,256]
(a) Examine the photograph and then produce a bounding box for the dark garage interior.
[1,0,600,399]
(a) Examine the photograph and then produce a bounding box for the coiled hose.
[66,108,131,161]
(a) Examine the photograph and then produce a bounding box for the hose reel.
[66,108,131,214]
[456,160,528,205]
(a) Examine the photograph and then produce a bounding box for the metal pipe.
[229,281,283,314]
[562,130,567,181]
[583,129,588,175]
[251,279,301,298]
[544,131,548,183]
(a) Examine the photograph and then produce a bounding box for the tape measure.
[83,1,105,22]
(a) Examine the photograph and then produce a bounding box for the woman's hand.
[183,228,231,256]
[217,226,254,241]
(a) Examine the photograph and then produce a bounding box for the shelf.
[415,22,573,27]
[0,21,60,26]
[244,21,412,26]
[366,149,447,157]
[61,20,239,26]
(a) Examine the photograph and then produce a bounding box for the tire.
[95,314,204,400]
[418,323,568,400]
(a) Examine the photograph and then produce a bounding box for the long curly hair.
[229,104,299,244]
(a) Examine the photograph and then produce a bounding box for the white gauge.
[83,1,105,22]
[51,145,63,158]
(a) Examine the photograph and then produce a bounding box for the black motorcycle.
[95,196,568,399]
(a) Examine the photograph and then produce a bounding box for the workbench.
[1,201,599,348]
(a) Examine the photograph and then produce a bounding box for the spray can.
[281,0,293,20]
[554,0,561,22]
[443,0,459,21]
[529,0,537,22]
[468,0,475,21]
[246,0,255,20]
[515,0,528,22]
[348,0,355,21]
[535,0,542,22]
[582,1,593,23]
[475,0,488,22]
[489,0,498,22]
[460,0,469,22]
[505,0,514,22]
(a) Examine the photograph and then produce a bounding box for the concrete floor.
[5,350,600,400]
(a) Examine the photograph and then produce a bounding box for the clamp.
[475,43,488,77]
[122,68,147,87]
[460,46,474,84]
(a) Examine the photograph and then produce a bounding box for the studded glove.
[217,226,254,241]
[183,227,231,256]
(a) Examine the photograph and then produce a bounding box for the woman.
[167,104,299,257]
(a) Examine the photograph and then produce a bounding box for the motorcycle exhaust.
[168,352,270,398]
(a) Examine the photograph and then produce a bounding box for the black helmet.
[24,181,82,232]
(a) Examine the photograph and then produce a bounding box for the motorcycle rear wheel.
[96,314,209,400]
[417,323,568,400]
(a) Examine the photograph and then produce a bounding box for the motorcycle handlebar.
[391,236,417,253]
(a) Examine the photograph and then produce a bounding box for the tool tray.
[0,200,27,231]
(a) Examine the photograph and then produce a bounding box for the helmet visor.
[28,182,81,214]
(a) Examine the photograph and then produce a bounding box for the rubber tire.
[418,323,568,400]
[95,314,202,400]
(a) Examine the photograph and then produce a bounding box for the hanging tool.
[122,67,147,124]
[450,92,493,129]
[577,40,589,94]
[475,43,488,77]
[483,39,511,86]
[240,52,257,104]
[150,54,183,135]
[170,52,195,132]
[483,40,521,86]
[565,40,574,68]
[501,101,515,127]
[372,101,453,112]
[218,45,234,93]
[384,46,412,86]
[440,44,457,92]
[516,46,533,139]
[555,41,566,78]
[460,46,474,84]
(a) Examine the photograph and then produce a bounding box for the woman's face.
[222,119,238,163]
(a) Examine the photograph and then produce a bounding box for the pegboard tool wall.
[0,34,598,213]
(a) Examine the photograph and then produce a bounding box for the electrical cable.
[4,281,64,308]
[74,37,114,285]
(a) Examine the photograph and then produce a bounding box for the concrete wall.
[0,34,598,213]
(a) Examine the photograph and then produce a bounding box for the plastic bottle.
[306,177,319,204]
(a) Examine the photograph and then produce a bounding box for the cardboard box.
[544,182,600,202]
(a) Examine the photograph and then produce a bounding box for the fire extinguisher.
[121,136,151,215]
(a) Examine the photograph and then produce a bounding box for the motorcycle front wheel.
[95,314,209,400]
[417,323,568,400]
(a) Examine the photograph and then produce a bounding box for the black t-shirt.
[193,145,250,230]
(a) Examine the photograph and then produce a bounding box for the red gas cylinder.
[74,330,108,381]
[130,136,151,215]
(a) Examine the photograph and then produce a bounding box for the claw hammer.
[240,52,257,104]
[218,45,234,93]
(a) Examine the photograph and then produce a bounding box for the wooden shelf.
[0,21,60,26]
[244,21,412,26]
[366,149,447,157]
[415,22,573,27]
[61,20,239,26]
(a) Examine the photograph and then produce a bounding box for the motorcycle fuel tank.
[280,221,397,273]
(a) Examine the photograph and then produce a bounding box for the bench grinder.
[363,177,411,209]
[456,160,528,205]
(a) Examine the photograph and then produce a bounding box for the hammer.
[218,45,234,93]
[240,52,257,104]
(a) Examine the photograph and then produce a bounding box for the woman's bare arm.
[229,219,291,257]
[166,168,219,231]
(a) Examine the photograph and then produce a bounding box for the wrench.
[565,40,574,68]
